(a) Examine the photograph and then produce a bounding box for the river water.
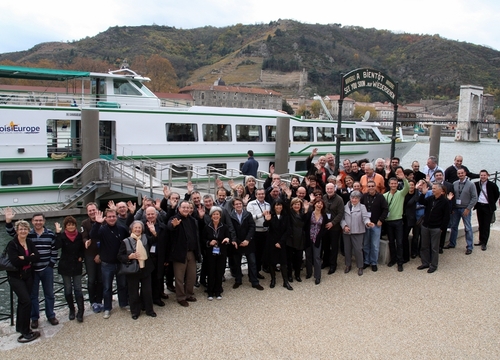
[1,135,499,315]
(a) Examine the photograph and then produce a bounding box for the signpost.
[336,68,399,174]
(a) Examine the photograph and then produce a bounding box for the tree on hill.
[282,99,294,115]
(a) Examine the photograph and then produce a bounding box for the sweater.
[383,178,409,221]
[452,179,478,210]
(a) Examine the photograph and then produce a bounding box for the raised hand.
[54,222,62,233]
[107,200,116,211]
[228,179,235,190]
[154,198,162,210]
[171,218,182,227]
[311,148,318,158]
[95,210,104,224]
[127,201,136,213]
[187,181,194,194]
[198,206,205,219]
[4,207,15,223]
[163,185,171,199]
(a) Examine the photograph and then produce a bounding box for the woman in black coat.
[118,220,156,320]
[6,220,40,343]
[55,216,85,322]
[203,207,231,300]
[263,199,293,290]
[287,197,307,283]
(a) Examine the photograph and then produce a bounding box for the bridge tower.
[455,85,483,142]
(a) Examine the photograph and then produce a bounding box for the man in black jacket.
[474,170,500,250]
[323,183,345,274]
[166,200,201,307]
[417,182,450,273]
[444,155,479,183]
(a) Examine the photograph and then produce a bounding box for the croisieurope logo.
[0,121,40,134]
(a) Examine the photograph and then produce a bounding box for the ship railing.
[0,89,189,110]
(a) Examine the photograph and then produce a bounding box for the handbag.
[0,247,17,272]
[118,238,140,275]
[118,259,140,275]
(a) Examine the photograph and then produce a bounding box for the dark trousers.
[233,251,258,285]
[9,273,33,335]
[305,241,322,280]
[326,227,341,270]
[84,254,103,305]
[386,219,404,265]
[476,203,493,245]
[207,254,227,296]
[149,255,161,302]
[254,231,267,272]
[286,246,302,278]
[403,219,422,261]
[126,271,153,317]
[420,226,441,270]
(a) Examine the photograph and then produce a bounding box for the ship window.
[266,126,276,142]
[317,127,335,142]
[113,79,142,96]
[202,124,232,142]
[207,163,227,176]
[1,170,32,186]
[295,161,307,172]
[171,164,192,178]
[53,169,79,184]
[292,126,313,142]
[355,128,380,142]
[236,125,262,142]
[166,123,198,142]
[339,128,353,142]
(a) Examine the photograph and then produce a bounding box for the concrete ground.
[2,223,500,359]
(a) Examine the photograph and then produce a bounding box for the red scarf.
[65,229,78,242]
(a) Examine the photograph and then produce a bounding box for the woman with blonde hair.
[6,220,40,343]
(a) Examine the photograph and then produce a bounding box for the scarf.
[130,233,148,268]
[65,229,78,242]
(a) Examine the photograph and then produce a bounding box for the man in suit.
[474,170,499,250]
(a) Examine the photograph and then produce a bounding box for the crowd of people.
[3,150,499,343]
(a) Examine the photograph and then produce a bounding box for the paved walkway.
[2,225,500,359]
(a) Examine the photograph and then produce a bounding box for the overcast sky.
[1,0,499,54]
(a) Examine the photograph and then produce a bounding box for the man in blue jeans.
[445,168,478,254]
[5,210,60,328]
[90,209,129,319]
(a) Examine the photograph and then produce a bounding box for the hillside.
[1,20,499,104]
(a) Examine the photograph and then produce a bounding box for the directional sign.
[342,68,397,104]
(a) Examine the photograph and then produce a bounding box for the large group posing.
[3,149,499,344]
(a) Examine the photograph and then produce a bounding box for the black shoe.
[295,276,302,282]
[257,273,265,280]
[474,242,482,246]
[465,249,472,255]
[397,264,403,272]
[305,274,312,279]
[166,285,175,292]
[427,268,436,273]
[31,320,38,329]
[283,282,293,291]
[147,312,157,317]
[252,284,264,291]
[443,244,455,249]
[17,331,40,343]
[270,279,276,288]
[69,308,75,321]
[363,263,370,269]
[439,248,444,254]
[153,300,165,307]
[288,276,293,283]
[481,244,487,251]
[48,317,59,326]
[417,265,429,270]
[344,266,351,274]
[132,315,139,320]
[186,296,197,302]
[321,263,329,269]
[411,253,417,259]
[233,282,242,289]
[371,265,378,272]
[194,281,201,288]
[387,261,396,267]
[315,278,321,285]
[161,292,169,299]
[328,267,336,275]
[262,267,270,274]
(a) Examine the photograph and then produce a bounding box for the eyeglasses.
[367,185,375,188]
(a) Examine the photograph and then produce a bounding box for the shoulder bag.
[118,238,140,275]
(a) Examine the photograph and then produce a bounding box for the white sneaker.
[103,310,110,319]
[207,296,213,301]
[216,296,222,300]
